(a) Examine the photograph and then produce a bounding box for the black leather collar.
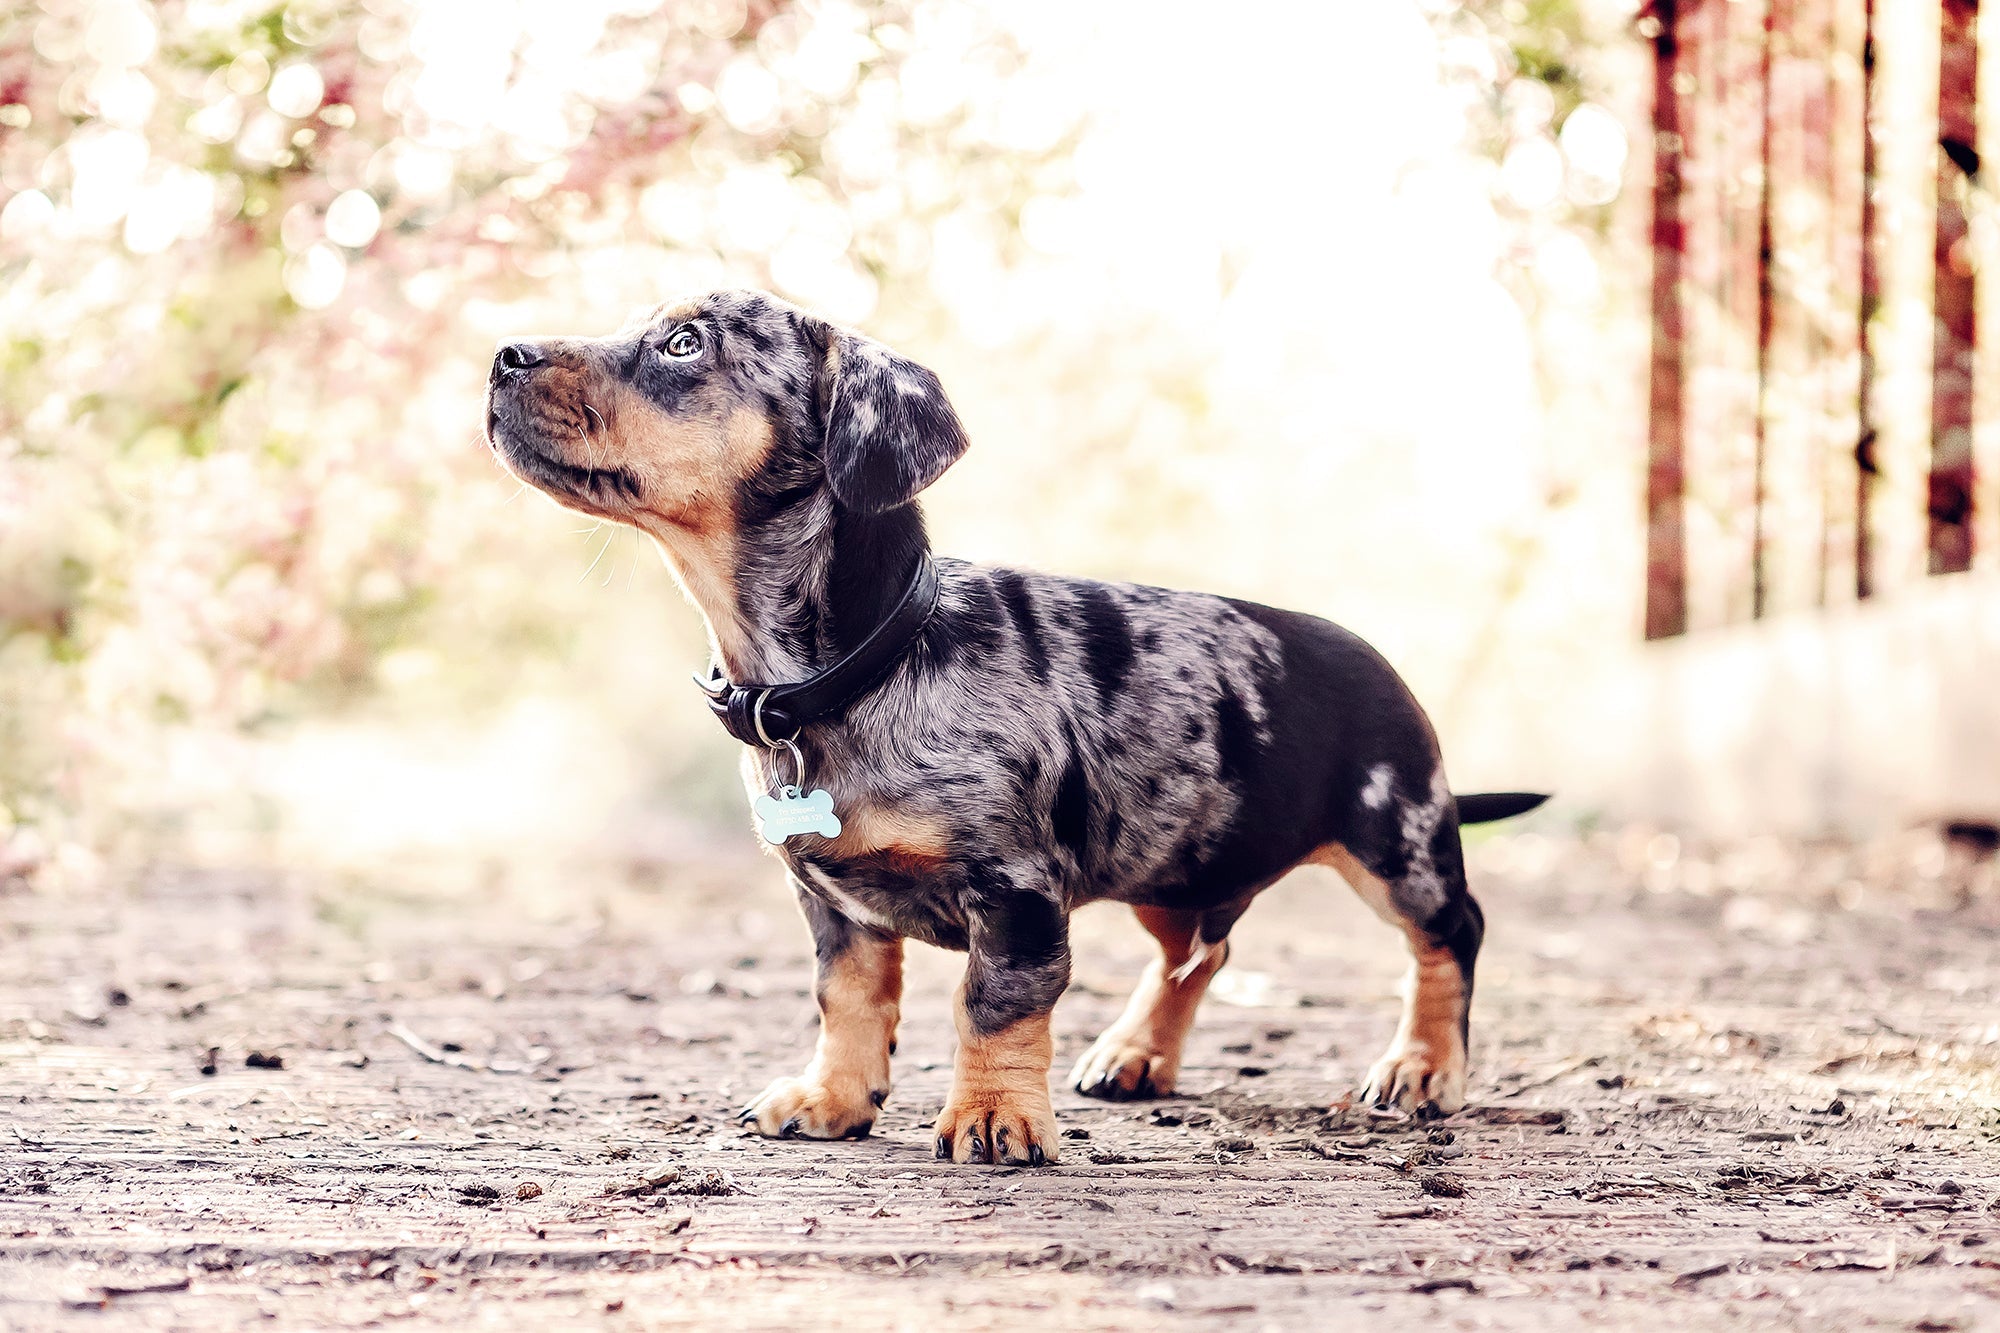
[696,556,941,747]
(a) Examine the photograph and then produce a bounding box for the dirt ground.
[3,833,1998,1331]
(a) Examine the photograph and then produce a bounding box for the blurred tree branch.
[0,0,1067,829]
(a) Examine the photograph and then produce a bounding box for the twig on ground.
[1498,1057,1602,1097]
[386,1023,550,1075]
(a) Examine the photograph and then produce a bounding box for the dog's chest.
[753,781,972,947]
[789,851,969,950]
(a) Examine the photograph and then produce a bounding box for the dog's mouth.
[486,385,642,509]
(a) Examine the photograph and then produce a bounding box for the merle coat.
[485,289,1525,1167]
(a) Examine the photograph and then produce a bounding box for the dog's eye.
[664,327,703,360]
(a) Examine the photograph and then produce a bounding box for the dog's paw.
[1360,1038,1466,1117]
[934,1087,1060,1166]
[737,1074,882,1140]
[1068,1032,1177,1101]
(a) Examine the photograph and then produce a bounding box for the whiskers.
[573,521,643,589]
[566,405,637,587]
[578,525,614,584]
[576,405,606,472]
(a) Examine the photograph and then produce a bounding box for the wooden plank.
[1720,0,1768,624]
[1646,1,1691,640]
[1679,0,1769,628]
[1759,0,1831,614]
[1681,0,1734,630]
[1866,0,1943,596]
[1822,0,1870,606]
[1978,0,2000,573]
[1755,0,1778,616]
[1858,0,1884,597]
[1930,0,1979,574]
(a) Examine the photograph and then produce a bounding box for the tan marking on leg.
[1310,844,1469,1112]
[742,933,902,1140]
[1070,906,1228,1100]
[935,995,1059,1166]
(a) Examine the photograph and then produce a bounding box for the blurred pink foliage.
[0,0,1058,845]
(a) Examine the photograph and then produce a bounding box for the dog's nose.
[495,341,547,376]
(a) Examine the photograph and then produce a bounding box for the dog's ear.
[809,321,969,514]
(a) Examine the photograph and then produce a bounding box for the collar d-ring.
[751,690,790,748]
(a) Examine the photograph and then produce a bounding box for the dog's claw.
[1028,1144,1046,1167]
[936,1135,951,1160]
[779,1116,801,1139]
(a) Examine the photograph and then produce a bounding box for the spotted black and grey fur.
[484,289,1543,1168]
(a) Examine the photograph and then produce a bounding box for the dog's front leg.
[740,882,902,1140]
[935,870,1070,1166]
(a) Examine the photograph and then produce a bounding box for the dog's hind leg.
[1312,786,1482,1116]
[739,880,902,1140]
[1069,906,1232,1101]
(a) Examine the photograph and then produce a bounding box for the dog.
[484,288,1546,1167]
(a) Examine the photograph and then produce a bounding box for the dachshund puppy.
[485,289,1543,1167]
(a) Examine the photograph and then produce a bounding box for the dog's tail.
[1453,791,1551,825]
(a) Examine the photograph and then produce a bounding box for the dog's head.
[483,289,970,536]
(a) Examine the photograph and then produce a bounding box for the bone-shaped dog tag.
[754,786,843,845]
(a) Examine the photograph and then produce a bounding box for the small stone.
[1418,1172,1468,1199]
[605,1160,683,1198]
